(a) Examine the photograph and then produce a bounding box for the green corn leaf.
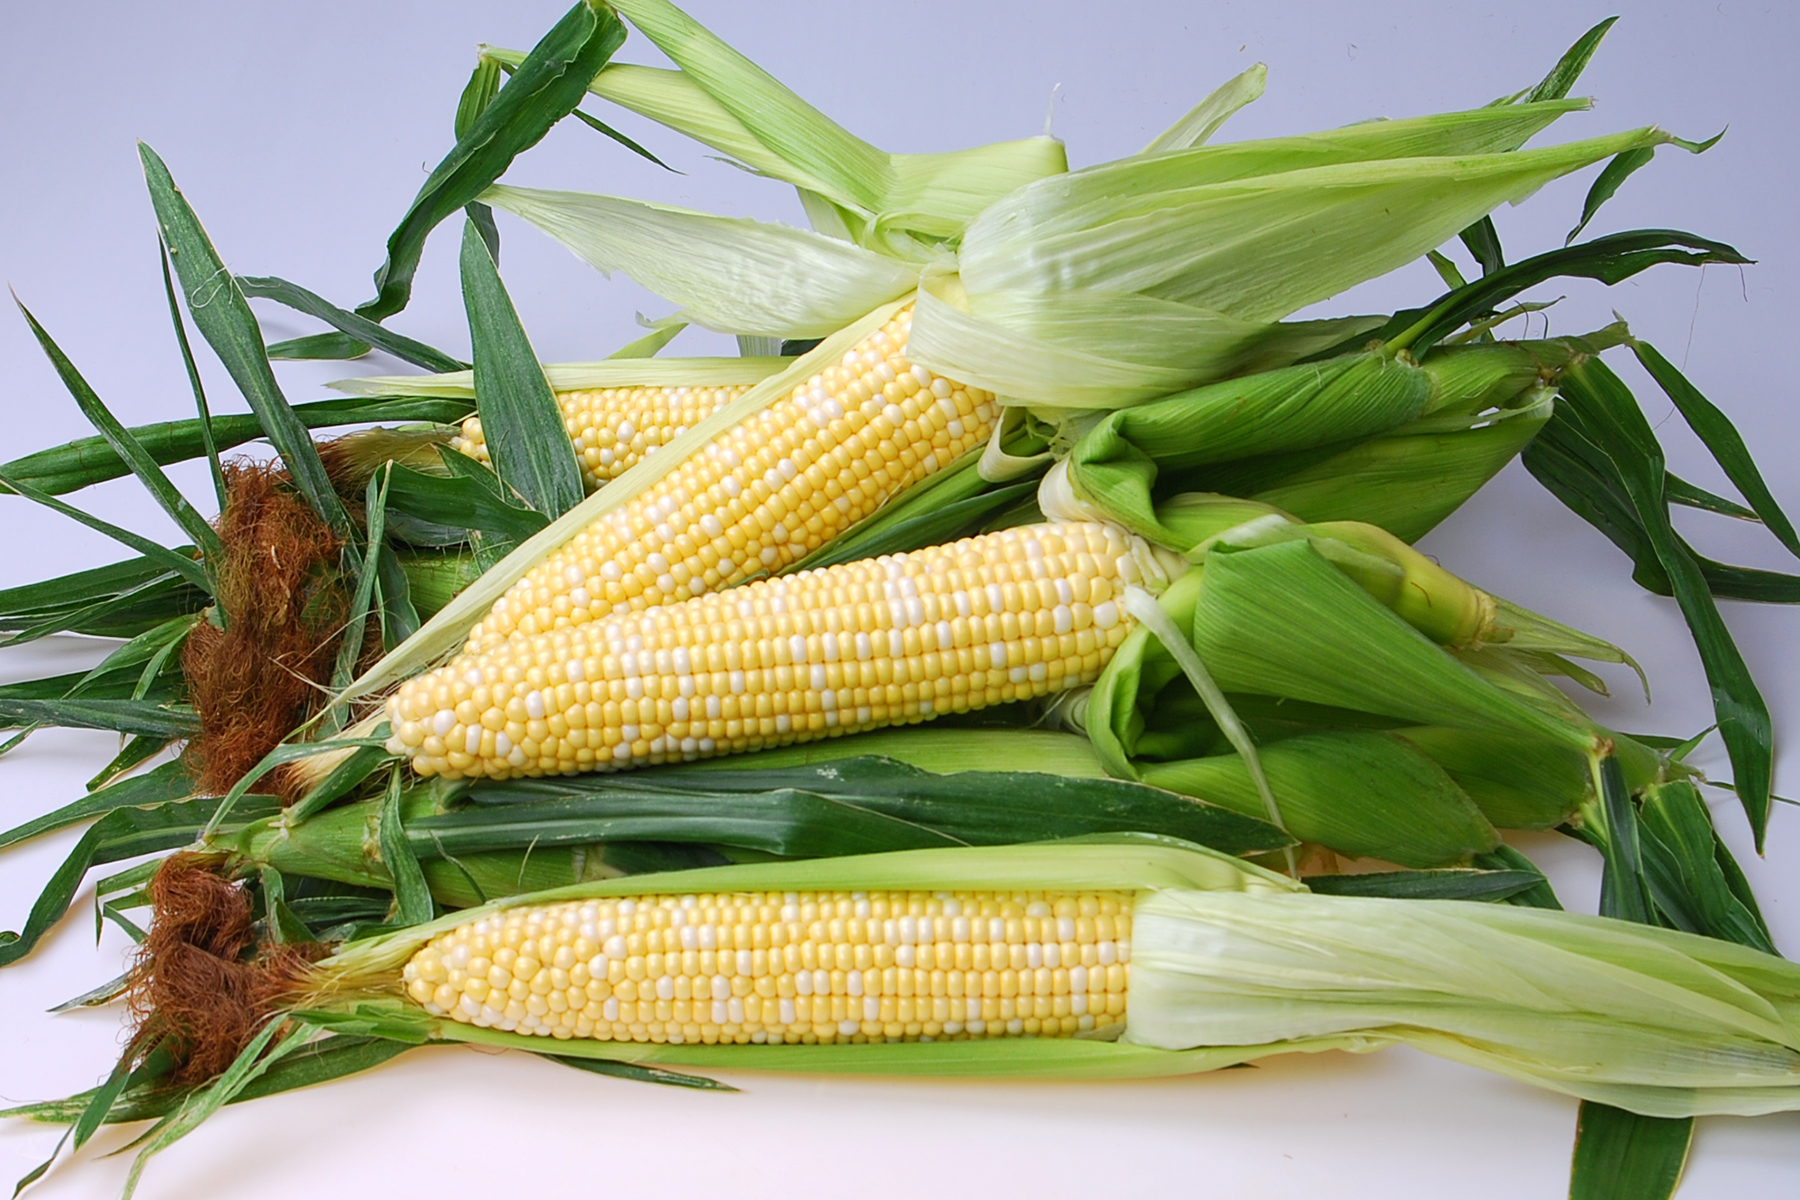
[1304,868,1545,902]
[0,759,194,854]
[0,394,469,497]
[1545,357,1773,846]
[359,2,626,321]
[544,1053,735,1091]
[460,219,585,519]
[1638,781,1776,953]
[0,463,212,596]
[239,276,467,372]
[0,696,197,739]
[1525,413,1800,603]
[1634,342,1800,560]
[790,479,1036,572]
[119,1019,313,1200]
[1666,473,1759,520]
[1459,216,1505,276]
[426,755,1290,860]
[328,469,392,701]
[1527,16,1617,103]
[140,143,350,535]
[1566,147,1656,245]
[375,542,422,650]
[12,297,222,560]
[1471,845,1564,910]
[158,238,227,511]
[570,107,675,171]
[380,770,435,927]
[1,568,196,647]
[386,452,550,543]
[266,331,372,361]
[1376,229,1749,354]
[1589,755,1654,925]
[88,735,176,793]
[1570,1103,1693,1200]
[455,53,503,140]
[0,796,281,968]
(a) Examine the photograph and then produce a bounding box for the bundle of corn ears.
[1,4,1794,1198]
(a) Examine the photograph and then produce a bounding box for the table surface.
[2,1,1798,1195]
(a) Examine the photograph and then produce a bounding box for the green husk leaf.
[239,276,466,372]
[1303,868,1545,902]
[460,219,585,519]
[481,184,918,338]
[330,355,781,400]
[1139,732,1497,868]
[1141,63,1267,153]
[1396,726,1590,829]
[1065,352,1430,544]
[1190,540,1596,751]
[958,127,1661,324]
[357,2,626,321]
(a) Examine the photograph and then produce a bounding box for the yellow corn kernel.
[462,306,998,655]
[386,522,1137,779]
[402,890,1134,1044]
[452,383,750,492]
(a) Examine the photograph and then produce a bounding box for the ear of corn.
[385,521,1137,779]
[343,297,942,702]
[458,302,998,656]
[293,840,1800,1118]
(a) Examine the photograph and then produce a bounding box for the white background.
[1,0,1797,1195]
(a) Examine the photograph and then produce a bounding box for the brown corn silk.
[126,854,320,1086]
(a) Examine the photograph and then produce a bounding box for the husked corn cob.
[451,383,752,492]
[463,305,999,655]
[404,888,1134,1044]
[387,521,1138,779]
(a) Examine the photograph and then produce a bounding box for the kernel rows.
[404,889,1134,1045]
